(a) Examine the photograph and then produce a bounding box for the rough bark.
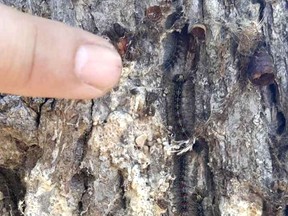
[0,0,288,215]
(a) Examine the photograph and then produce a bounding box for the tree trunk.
[0,0,288,215]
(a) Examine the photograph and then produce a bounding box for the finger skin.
[0,4,122,99]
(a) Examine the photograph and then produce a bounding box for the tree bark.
[0,0,288,215]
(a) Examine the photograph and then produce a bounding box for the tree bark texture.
[0,0,288,215]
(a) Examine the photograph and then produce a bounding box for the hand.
[0,4,122,99]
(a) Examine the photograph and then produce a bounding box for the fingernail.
[75,44,122,90]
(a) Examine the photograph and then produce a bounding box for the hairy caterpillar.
[172,74,191,141]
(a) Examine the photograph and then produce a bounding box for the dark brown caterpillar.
[162,26,189,73]
[172,74,191,141]
[174,154,205,216]
[174,154,190,214]
[174,141,207,216]
[162,32,182,72]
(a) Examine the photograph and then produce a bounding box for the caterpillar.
[174,154,190,214]
[172,74,191,141]
[162,26,189,73]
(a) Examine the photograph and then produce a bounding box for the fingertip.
[75,44,122,92]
